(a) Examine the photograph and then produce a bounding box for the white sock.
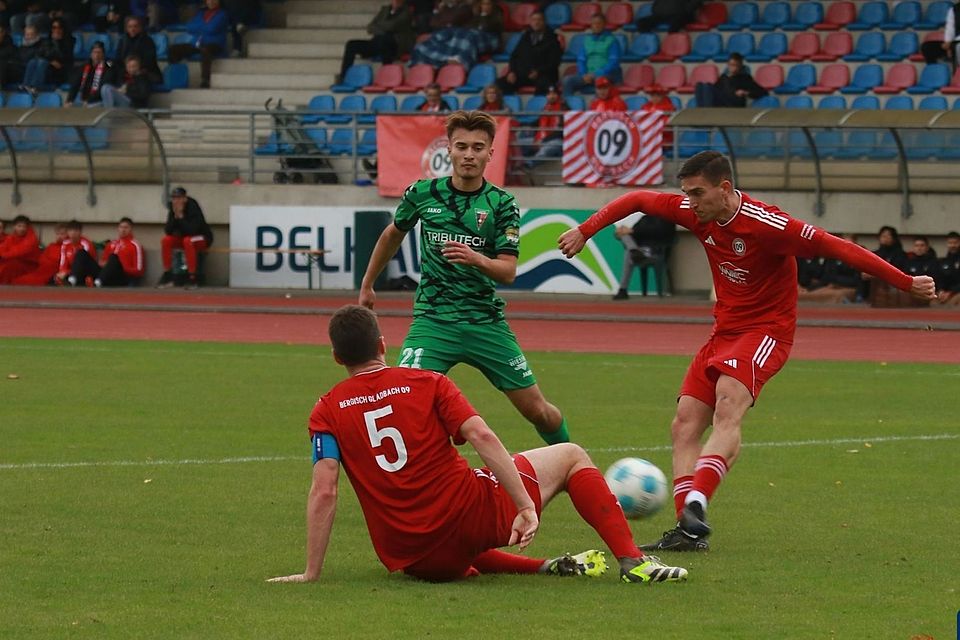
[685,491,708,510]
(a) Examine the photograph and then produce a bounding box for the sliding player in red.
[268,305,688,584]
[558,151,936,552]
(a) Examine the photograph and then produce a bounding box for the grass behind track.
[1,338,957,639]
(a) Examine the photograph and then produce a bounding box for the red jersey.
[59,237,96,273]
[104,236,145,277]
[580,189,913,342]
[0,226,41,264]
[308,367,486,572]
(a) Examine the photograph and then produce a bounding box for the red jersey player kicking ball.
[558,151,936,552]
[268,305,689,584]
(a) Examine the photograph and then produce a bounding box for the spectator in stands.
[520,83,567,171]
[337,0,414,84]
[0,25,17,89]
[114,15,162,84]
[944,3,960,72]
[70,217,146,287]
[0,214,41,284]
[903,237,939,279]
[694,53,768,108]
[562,13,622,97]
[409,0,435,34]
[129,0,178,33]
[935,231,960,303]
[68,41,115,106]
[858,225,906,301]
[640,83,675,146]
[419,82,450,112]
[222,0,261,57]
[471,0,503,54]
[588,76,626,111]
[10,0,49,35]
[496,10,561,96]
[168,0,229,89]
[612,214,677,300]
[16,24,55,96]
[12,222,67,286]
[478,83,508,113]
[410,0,501,70]
[93,1,129,33]
[55,219,96,286]
[44,18,76,88]
[100,54,152,108]
[48,1,90,33]
[635,0,703,33]
[156,186,213,290]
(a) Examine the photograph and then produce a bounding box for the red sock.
[690,455,729,502]
[673,475,694,520]
[567,467,641,559]
[472,549,544,574]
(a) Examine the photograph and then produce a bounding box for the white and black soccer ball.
[604,457,668,519]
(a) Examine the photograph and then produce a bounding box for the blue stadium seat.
[782,2,824,31]
[724,33,755,59]
[850,95,880,109]
[677,129,711,157]
[876,32,917,62]
[503,94,521,113]
[13,127,48,152]
[35,92,62,108]
[718,2,758,30]
[938,132,960,159]
[625,32,659,62]
[751,95,781,108]
[492,32,521,62]
[847,1,888,30]
[840,64,883,94]
[326,128,355,155]
[884,95,914,110]
[368,94,397,116]
[906,63,950,95]
[152,62,188,92]
[625,95,648,110]
[916,0,951,29]
[669,96,683,110]
[85,32,115,58]
[843,32,885,62]
[516,94,546,125]
[746,32,787,62]
[631,2,668,31]
[543,2,571,30]
[456,63,496,93]
[774,64,816,94]
[357,128,377,156]
[565,95,587,110]
[562,33,586,62]
[834,130,875,159]
[443,95,459,110]
[326,94,366,124]
[304,127,327,149]
[682,33,722,62]
[813,129,843,158]
[462,95,482,110]
[73,32,87,59]
[818,95,847,109]
[742,129,779,157]
[302,95,335,124]
[784,95,814,109]
[918,96,948,110]
[880,1,921,29]
[871,131,899,159]
[151,32,169,61]
[904,131,942,160]
[331,64,372,93]
[6,92,34,108]
[749,2,790,31]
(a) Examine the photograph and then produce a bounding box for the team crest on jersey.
[732,238,746,255]
[475,209,489,228]
[505,226,519,244]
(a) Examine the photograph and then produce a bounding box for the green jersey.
[394,177,520,323]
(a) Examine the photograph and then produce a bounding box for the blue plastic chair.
[904,131,941,160]
[906,63,950,95]
[746,33,787,62]
[670,96,683,110]
[718,1,758,30]
[6,92,34,108]
[743,129,778,157]
[562,33,586,62]
[625,95,648,110]
[916,1,951,29]
[724,33,755,59]
[918,96,948,110]
[327,94,366,124]
[871,131,899,159]
[786,130,812,158]
[818,95,847,109]
[367,94,397,116]
[400,95,425,111]
[813,129,843,158]
[516,95,546,125]
[357,128,377,156]
[749,2,790,31]
[774,64,816,94]
[304,127,327,148]
[73,32,87,59]
[682,33,722,63]
[844,32,885,62]
[492,32,522,62]
[840,64,883,94]
[161,62,188,90]
[847,1,888,30]
[543,2,572,30]
[462,95,482,110]
[880,1,921,29]
[13,127,48,152]
[677,129,711,157]
[625,32,659,62]
[563,95,584,110]
[751,95,781,108]
[456,63,496,94]
[851,95,880,109]
[877,32,917,62]
[443,95,459,110]
[834,130,875,159]
[151,32,169,61]
[326,128,355,155]
[330,64,372,93]
[85,33,115,58]
[784,95,814,109]
[503,94,521,113]
[884,95,914,110]
[301,95,335,124]
[35,92,62,108]
[254,131,294,156]
[782,1,824,30]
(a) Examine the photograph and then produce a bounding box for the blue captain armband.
[311,432,340,464]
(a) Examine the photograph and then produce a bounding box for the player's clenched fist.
[557,228,586,259]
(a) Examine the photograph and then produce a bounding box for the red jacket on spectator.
[534,99,566,144]
[104,235,146,278]
[590,81,628,112]
[58,237,96,276]
[640,86,675,146]
[12,238,65,285]
[0,224,41,283]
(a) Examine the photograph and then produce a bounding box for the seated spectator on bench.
[12,222,67,286]
[935,231,960,304]
[904,237,939,278]
[589,76,626,111]
[168,0,229,89]
[70,217,146,287]
[798,233,862,303]
[17,24,55,96]
[68,41,115,106]
[496,10,561,96]
[114,15,163,85]
[338,0,414,84]
[0,215,41,284]
[93,2,127,33]
[695,53,767,109]
[859,225,906,301]
[45,19,76,88]
[562,13,622,97]
[156,187,214,290]
[410,0,501,70]
[612,214,677,300]
[55,219,96,286]
[101,54,153,108]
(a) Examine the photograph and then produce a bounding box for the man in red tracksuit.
[70,217,146,287]
[13,222,67,286]
[0,215,42,283]
[55,220,96,286]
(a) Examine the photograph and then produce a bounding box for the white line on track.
[1,434,955,471]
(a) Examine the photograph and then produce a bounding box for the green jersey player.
[359,110,569,444]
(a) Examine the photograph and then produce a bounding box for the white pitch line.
[0,434,956,471]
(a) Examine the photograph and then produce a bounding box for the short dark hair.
[446,110,497,141]
[119,217,134,225]
[677,150,733,185]
[728,52,744,64]
[12,215,30,225]
[914,236,929,245]
[65,219,82,231]
[328,305,382,366]
[947,231,960,240]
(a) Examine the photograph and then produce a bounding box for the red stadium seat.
[650,33,690,62]
[754,64,785,91]
[362,63,403,94]
[686,2,728,31]
[620,64,655,93]
[678,64,719,93]
[779,33,820,62]
[811,32,852,61]
[656,64,687,92]
[394,64,435,93]
[807,63,850,94]
[562,2,600,31]
[505,3,538,31]
[911,31,944,62]
[874,63,917,94]
[814,1,856,30]
[604,2,634,29]
[435,63,466,92]
[939,67,960,94]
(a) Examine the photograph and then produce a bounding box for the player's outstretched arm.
[267,459,339,583]
[818,234,937,301]
[459,416,539,549]
[558,190,676,258]
[359,224,407,309]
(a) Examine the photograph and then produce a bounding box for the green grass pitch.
[1,337,957,639]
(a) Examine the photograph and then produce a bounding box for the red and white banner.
[562,111,665,187]
[376,115,511,197]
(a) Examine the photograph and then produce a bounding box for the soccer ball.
[604,457,668,519]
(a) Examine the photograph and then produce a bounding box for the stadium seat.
[682,33,722,63]
[686,2,728,31]
[561,33,585,62]
[873,63,917,94]
[918,96,948,110]
[624,33,659,62]
[326,128,355,156]
[751,95,781,108]
[301,95,335,124]
[717,1,758,31]
[812,129,843,158]
[394,64,435,93]
[843,32,884,62]
[442,95,459,110]
[151,32,169,61]
[504,3,538,31]
[604,2,634,29]
[742,129,779,157]
[73,33,86,59]
[362,63,403,94]
[677,64,718,94]
[357,128,377,156]
[400,95,424,112]
[877,32,918,62]
[773,63,816,94]
[12,127,47,152]
[904,131,941,160]
[782,2,824,30]
[746,33,787,62]
[358,95,397,124]
[435,63,466,92]
[906,63,951,95]
[833,130,876,159]
[724,33,756,59]
[840,64,883,94]
[624,95,648,110]
[152,62,188,92]
[6,92,33,108]
[754,64,785,92]
[784,95,814,109]
[811,32,852,61]
[456,63,496,93]
[815,1,856,30]
[512,94,543,125]
[303,127,327,150]
[565,95,586,110]
[911,32,944,62]
[880,1,921,29]
[749,1,790,31]
[850,95,880,109]
[35,91,62,108]
[817,95,847,109]
[543,2,571,30]
[85,32,115,58]
[884,95,914,110]
[807,64,849,94]
[621,64,655,93]
[677,129,711,157]
[649,33,690,62]
[492,32,521,62]
[939,68,960,95]
[656,64,687,93]
[327,94,366,124]
[847,1,888,30]
[916,1,951,29]
[779,33,820,62]
[331,64,372,93]
[562,2,599,31]
[461,95,482,110]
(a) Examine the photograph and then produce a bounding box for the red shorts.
[402,454,542,582]
[679,331,792,407]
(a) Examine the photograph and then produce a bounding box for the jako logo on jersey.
[475,209,489,228]
[425,230,486,247]
[426,207,443,214]
[732,238,746,255]
[718,261,749,284]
